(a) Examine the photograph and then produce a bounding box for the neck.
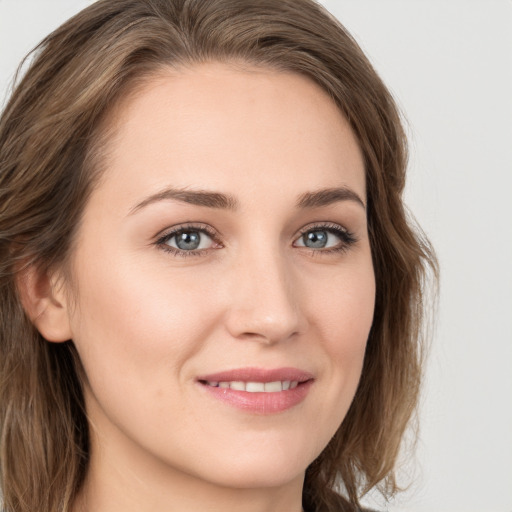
[75,464,304,512]
[73,420,305,512]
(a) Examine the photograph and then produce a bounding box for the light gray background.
[1,1,511,511]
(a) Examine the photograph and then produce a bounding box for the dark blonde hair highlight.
[0,1,438,511]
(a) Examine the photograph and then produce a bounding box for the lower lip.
[199,380,314,414]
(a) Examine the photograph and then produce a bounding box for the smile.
[197,367,314,414]
[204,380,299,392]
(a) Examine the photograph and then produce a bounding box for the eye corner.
[154,222,222,258]
[293,222,358,254]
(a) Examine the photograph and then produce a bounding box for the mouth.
[196,367,314,414]
[200,380,301,392]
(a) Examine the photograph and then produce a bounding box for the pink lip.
[197,366,314,383]
[197,367,315,414]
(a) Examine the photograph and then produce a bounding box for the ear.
[17,265,73,343]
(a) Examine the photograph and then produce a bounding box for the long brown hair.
[0,1,437,511]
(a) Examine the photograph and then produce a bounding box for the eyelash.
[155,222,357,258]
[155,223,219,258]
[296,222,358,255]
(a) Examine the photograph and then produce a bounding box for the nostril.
[223,262,304,343]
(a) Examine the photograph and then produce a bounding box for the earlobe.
[16,265,73,343]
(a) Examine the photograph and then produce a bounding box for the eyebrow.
[129,188,239,214]
[128,185,365,215]
[296,187,366,210]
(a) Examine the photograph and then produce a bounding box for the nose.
[224,249,304,345]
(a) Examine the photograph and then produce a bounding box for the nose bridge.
[225,240,302,344]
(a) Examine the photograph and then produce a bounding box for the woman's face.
[65,62,375,492]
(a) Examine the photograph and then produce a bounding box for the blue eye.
[157,226,217,256]
[301,230,330,249]
[156,222,356,258]
[172,230,208,250]
[294,224,356,252]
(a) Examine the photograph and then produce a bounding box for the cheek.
[309,256,375,396]
[68,251,220,392]
[308,253,375,346]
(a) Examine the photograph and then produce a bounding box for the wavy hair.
[0,1,437,511]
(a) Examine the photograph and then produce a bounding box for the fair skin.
[30,62,375,512]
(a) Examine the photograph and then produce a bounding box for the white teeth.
[246,382,265,392]
[264,381,282,392]
[206,380,300,392]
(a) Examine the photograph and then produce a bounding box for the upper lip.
[197,367,314,383]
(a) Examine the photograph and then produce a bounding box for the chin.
[184,438,318,490]
[202,460,306,490]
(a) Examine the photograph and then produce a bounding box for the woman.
[0,1,437,511]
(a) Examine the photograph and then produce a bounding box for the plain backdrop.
[1,1,511,511]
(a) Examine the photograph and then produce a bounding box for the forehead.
[94,62,366,213]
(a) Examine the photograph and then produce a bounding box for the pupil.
[304,230,327,248]
[176,231,201,250]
